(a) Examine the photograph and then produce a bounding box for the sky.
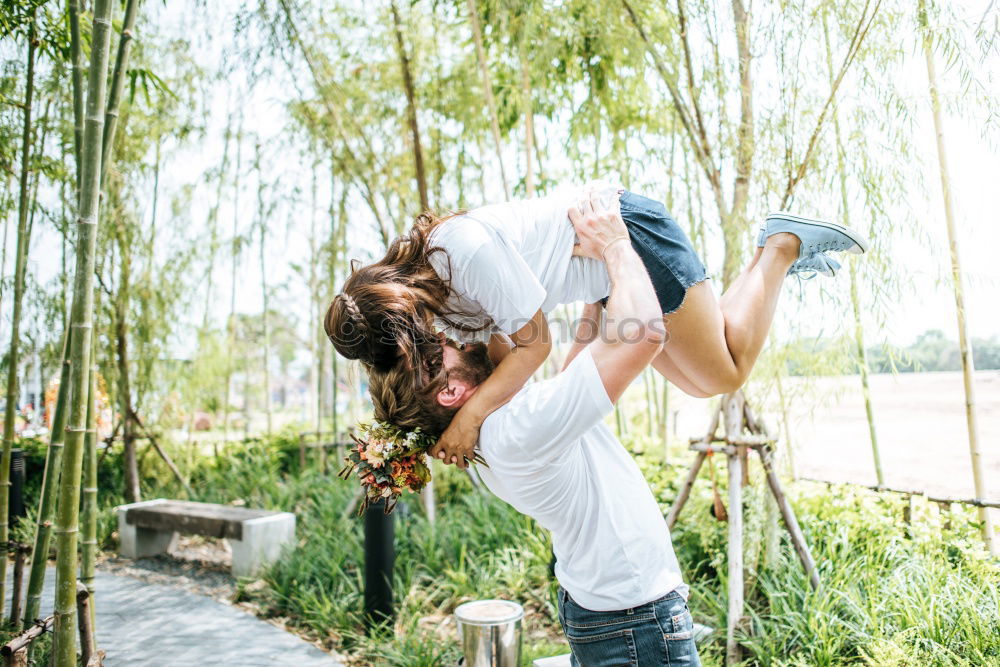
[10,0,1000,379]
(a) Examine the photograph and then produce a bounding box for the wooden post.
[9,544,29,626]
[421,479,435,525]
[759,446,820,590]
[76,582,96,666]
[722,393,747,485]
[666,451,706,530]
[298,433,307,471]
[2,616,54,664]
[8,648,27,667]
[725,449,744,666]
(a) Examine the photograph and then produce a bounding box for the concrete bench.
[116,498,296,577]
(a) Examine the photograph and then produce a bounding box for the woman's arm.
[429,309,551,468]
[562,301,602,370]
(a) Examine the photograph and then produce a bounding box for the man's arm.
[562,301,602,371]
[568,197,665,403]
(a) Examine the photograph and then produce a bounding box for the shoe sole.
[765,211,869,255]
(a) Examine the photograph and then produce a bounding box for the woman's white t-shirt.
[428,182,621,343]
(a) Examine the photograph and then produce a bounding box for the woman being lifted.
[325,181,867,467]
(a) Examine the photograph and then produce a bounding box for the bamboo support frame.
[76,583,97,666]
[758,447,820,590]
[797,476,1000,510]
[666,451,705,530]
[669,394,821,665]
[1,616,54,662]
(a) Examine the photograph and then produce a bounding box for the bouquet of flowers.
[339,420,436,515]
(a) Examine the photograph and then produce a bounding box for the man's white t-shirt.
[475,348,686,611]
[428,182,620,343]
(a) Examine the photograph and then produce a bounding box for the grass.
[14,427,999,666]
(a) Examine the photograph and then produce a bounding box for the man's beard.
[450,341,494,386]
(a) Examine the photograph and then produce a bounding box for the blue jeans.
[557,587,701,666]
[618,191,707,315]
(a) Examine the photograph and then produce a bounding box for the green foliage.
[867,329,1000,373]
[97,431,1000,666]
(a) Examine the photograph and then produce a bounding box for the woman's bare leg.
[653,233,799,396]
[650,352,712,398]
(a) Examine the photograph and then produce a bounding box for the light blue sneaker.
[757,211,868,275]
[788,251,841,277]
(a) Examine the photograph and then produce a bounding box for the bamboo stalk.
[725,448,744,666]
[203,109,233,330]
[918,0,996,556]
[222,113,244,445]
[53,0,115,662]
[823,10,884,487]
[80,341,99,629]
[519,34,535,198]
[23,319,74,629]
[308,165,319,434]
[390,0,430,211]
[116,242,140,502]
[1,9,39,623]
[255,143,272,437]
[68,0,84,192]
[9,544,29,627]
[465,0,510,199]
[774,372,796,479]
[100,0,141,187]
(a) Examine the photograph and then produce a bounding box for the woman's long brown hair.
[324,211,484,375]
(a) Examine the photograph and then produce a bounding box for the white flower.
[367,448,386,467]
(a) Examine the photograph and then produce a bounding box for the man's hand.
[427,409,480,469]
[568,193,629,262]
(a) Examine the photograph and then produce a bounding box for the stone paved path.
[8,569,341,666]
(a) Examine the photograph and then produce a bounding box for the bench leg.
[230,513,296,577]
[118,520,175,559]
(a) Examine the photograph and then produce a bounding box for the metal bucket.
[454,599,524,667]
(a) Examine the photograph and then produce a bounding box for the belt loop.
[626,607,634,615]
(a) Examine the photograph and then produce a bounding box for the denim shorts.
[557,587,701,666]
[617,191,707,314]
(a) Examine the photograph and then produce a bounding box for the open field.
[670,369,1000,531]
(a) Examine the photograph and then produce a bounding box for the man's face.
[440,339,494,390]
